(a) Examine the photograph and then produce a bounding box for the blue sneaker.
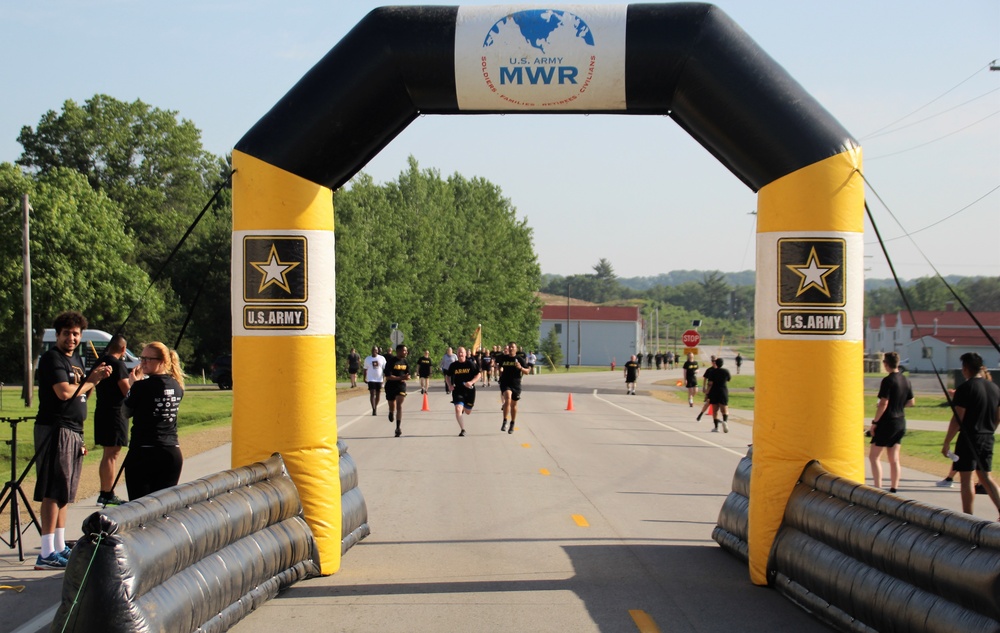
[59,546,72,559]
[34,552,68,570]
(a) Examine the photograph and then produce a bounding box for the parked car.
[210,355,233,390]
[37,328,140,373]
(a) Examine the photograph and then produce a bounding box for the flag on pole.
[471,324,482,353]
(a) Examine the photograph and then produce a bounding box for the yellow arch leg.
[231,150,341,574]
[749,148,865,585]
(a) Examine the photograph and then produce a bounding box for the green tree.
[539,326,563,370]
[15,95,231,370]
[699,271,731,318]
[0,163,160,377]
[334,158,540,363]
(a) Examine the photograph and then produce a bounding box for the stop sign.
[682,329,701,347]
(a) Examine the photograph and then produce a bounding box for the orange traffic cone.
[421,393,430,411]
[707,404,713,416]
[566,393,575,411]
[675,380,683,387]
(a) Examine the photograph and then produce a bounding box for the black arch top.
[235,3,858,192]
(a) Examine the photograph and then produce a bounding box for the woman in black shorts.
[868,352,914,493]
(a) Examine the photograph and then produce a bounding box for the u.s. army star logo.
[777,238,845,307]
[244,236,307,303]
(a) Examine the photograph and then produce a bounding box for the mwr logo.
[480,9,597,108]
[777,238,846,307]
[778,309,847,335]
[244,236,307,303]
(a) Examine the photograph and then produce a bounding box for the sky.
[2,0,998,282]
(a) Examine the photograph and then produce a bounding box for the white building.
[540,305,641,367]
[865,305,1000,373]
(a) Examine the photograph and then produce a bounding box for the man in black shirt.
[498,342,530,434]
[33,311,112,570]
[384,345,411,437]
[624,355,640,395]
[94,335,131,507]
[416,349,433,395]
[706,358,731,433]
[942,353,1000,517]
[447,347,480,436]
[683,353,699,408]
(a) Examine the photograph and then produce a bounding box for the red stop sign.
[682,330,701,347]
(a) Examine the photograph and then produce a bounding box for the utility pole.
[22,194,33,407]
[565,282,571,370]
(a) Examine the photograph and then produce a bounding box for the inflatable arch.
[232,3,865,583]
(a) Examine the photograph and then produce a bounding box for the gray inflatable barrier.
[770,460,1000,633]
[339,439,370,554]
[51,453,319,633]
[712,446,752,562]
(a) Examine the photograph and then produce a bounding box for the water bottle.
[947,451,959,462]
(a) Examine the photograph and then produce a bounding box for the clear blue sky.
[2,1,997,281]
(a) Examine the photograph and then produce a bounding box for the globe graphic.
[483,9,595,53]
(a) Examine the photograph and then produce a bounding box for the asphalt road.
[7,358,980,633]
[231,367,830,633]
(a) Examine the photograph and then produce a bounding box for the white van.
[38,328,140,371]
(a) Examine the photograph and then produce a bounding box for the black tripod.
[0,417,41,561]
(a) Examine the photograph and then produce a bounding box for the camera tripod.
[0,417,41,561]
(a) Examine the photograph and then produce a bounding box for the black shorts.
[685,377,697,388]
[348,365,360,374]
[871,418,905,447]
[368,381,382,393]
[708,391,729,406]
[385,381,407,401]
[94,407,128,446]
[33,425,84,504]
[452,388,476,409]
[955,432,994,472]
[500,382,522,401]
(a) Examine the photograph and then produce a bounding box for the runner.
[498,342,530,434]
[447,347,480,436]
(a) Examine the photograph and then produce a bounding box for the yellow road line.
[539,468,550,476]
[572,514,590,527]
[521,443,531,448]
[629,610,661,633]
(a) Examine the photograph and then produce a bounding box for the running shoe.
[388,411,394,423]
[459,429,466,437]
[501,421,507,432]
[34,552,68,570]
[936,479,954,488]
[710,427,719,433]
[508,424,514,435]
[722,421,729,433]
[98,494,126,507]
[59,546,72,559]
[394,429,401,437]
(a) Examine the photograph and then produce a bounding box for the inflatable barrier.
[51,454,319,633]
[770,461,1000,633]
[711,446,752,562]
[339,439,370,554]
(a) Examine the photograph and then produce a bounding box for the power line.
[865,108,1000,161]
[860,60,995,139]
[863,182,1000,245]
[862,87,1000,141]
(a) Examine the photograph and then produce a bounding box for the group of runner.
[357,342,534,437]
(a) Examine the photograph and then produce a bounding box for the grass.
[0,386,233,480]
